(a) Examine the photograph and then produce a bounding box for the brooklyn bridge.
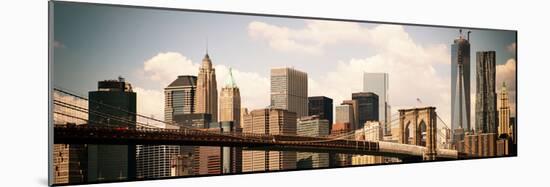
[53,88,460,161]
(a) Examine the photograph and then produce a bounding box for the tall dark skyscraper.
[451,29,471,143]
[308,96,333,131]
[88,77,137,182]
[164,75,197,122]
[475,51,498,133]
[352,92,379,129]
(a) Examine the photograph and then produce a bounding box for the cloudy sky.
[53,2,516,127]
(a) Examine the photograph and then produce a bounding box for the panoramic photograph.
[50,2,517,185]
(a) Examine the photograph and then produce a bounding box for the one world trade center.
[451,29,471,144]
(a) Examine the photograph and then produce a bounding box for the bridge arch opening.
[419,120,427,146]
[404,121,413,144]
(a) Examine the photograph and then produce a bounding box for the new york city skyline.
[53,3,516,126]
[51,2,518,185]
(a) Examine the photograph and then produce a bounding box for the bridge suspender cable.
[54,87,167,128]
[54,100,158,128]
[54,87,467,152]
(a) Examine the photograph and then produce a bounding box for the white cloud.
[138,21,456,127]
[134,87,164,120]
[496,58,517,116]
[496,58,516,89]
[311,54,452,127]
[248,21,323,55]
[143,52,199,86]
[248,20,449,65]
[250,21,454,125]
[137,52,197,121]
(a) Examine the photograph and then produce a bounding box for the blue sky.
[53,2,516,125]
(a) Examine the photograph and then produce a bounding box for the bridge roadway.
[53,126,458,160]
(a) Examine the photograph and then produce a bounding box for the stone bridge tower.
[398,107,437,160]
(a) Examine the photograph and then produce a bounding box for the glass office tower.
[451,30,471,144]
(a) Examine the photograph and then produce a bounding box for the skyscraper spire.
[196,49,218,122]
[225,67,237,88]
[202,42,212,69]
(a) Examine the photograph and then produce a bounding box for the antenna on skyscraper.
[206,37,209,55]
[226,67,237,88]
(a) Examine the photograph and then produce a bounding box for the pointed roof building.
[220,67,241,127]
[498,81,512,137]
[195,52,218,123]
